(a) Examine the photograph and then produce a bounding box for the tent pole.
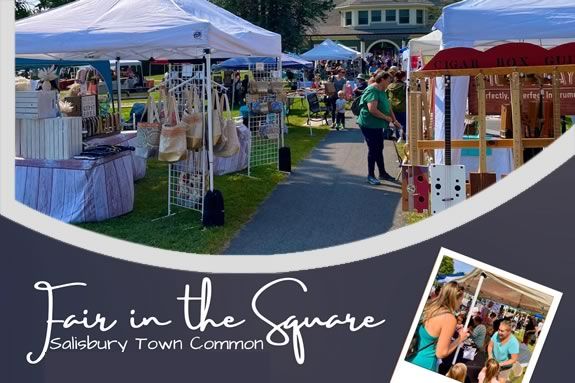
[453,272,487,364]
[205,51,214,192]
[115,57,122,122]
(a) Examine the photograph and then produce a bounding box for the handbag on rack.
[211,89,224,146]
[214,93,240,158]
[256,80,269,94]
[269,81,284,93]
[249,101,269,114]
[183,86,204,151]
[158,94,187,162]
[269,100,283,114]
[136,94,162,158]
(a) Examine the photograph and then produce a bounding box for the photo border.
[391,247,563,383]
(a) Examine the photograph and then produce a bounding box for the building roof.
[336,0,435,8]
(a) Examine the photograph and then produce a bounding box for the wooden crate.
[16,117,83,160]
[64,95,98,117]
[16,90,59,119]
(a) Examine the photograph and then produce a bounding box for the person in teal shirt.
[488,320,520,382]
[356,71,401,185]
[407,282,469,372]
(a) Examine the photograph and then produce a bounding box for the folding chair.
[306,92,330,126]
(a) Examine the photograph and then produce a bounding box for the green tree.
[35,0,77,11]
[15,0,32,19]
[428,0,459,26]
[211,0,335,51]
[439,256,455,275]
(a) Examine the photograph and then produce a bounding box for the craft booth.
[401,0,575,215]
[15,0,282,226]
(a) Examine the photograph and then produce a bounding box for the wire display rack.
[166,63,208,216]
[247,61,283,175]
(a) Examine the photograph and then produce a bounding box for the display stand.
[165,63,209,218]
[402,43,574,213]
[246,61,283,176]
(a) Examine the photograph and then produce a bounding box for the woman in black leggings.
[356,72,402,185]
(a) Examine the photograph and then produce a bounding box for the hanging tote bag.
[136,94,162,158]
[158,95,187,162]
[214,94,240,158]
[211,89,224,147]
[183,86,204,151]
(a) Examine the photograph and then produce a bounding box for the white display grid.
[166,63,208,217]
[247,62,282,175]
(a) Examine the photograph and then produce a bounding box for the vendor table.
[86,131,146,180]
[15,131,147,224]
[16,150,134,223]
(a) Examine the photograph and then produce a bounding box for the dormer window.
[385,9,396,22]
[399,9,410,24]
[358,10,369,25]
[345,11,352,26]
[371,10,381,23]
[416,9,424,24]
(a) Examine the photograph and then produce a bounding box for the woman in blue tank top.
[407,282,470,372]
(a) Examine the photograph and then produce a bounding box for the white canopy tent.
[15,0,281,60]
[16,0,282,221]
[448,267,552,364]
[432,0,575,165]
[408,30,442,64]
[453,268,553,313]
[301,39,361,61]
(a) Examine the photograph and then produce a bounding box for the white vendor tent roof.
[453,269,554,313]
[16,0,282,60]
[301,39,361,61]
[435,0,575,49]
[408,30,442,57]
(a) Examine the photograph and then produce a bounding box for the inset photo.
[391,248,561,383]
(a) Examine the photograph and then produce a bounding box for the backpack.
[351,96,362,116]
[406,311,451,360]
[406,323,436,360]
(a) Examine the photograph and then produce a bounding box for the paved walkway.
[224,114,405,255]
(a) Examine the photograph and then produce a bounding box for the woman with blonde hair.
[407,281,470,371]
[478,358,500,383]
[446,363,468,382]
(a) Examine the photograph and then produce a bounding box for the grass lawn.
[77,101,330,254]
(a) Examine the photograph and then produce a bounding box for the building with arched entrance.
[306,0,436,61]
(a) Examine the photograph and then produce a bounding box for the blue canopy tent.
[301,39,360,61]
[15,58,114,99]
[215,53,312,70]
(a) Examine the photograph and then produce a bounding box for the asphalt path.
[224,114,405,255]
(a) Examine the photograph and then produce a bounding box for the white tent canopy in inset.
[452,268,554,314]
[15,0,282,60]
[301,39,361,61]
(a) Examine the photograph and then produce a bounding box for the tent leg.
[202,50,224,227]
[453,273,487,364]
[116,58,122,125]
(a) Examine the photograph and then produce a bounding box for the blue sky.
[453,259,475,275]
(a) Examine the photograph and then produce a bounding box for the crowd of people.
[223,52,407,187]
[407,281,545,383]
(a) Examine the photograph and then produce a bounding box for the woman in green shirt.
[356,72,402,185]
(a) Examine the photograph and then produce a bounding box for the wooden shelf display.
[16,90,59,119]
[16,117,83,160]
